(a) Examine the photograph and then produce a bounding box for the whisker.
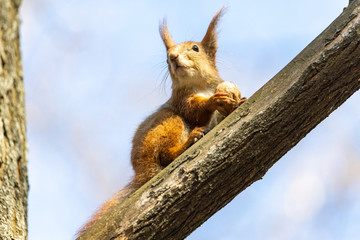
[161,71,170,94]
[153,61,171,96]
[216,55,232,71]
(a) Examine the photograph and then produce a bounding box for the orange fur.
[77,7,246,236]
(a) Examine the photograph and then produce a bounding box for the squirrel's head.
[160,8,226,89]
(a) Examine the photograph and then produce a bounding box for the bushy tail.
[76,182,137,237]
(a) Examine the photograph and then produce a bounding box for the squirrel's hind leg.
[160,126,208,166]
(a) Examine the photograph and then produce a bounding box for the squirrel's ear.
[201,7,226,62]
[159,19,175,50]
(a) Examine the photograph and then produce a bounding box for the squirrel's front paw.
[215,81,246,106]
[189,126,209,144]
[238,97,247,106]
[208,93,238,117]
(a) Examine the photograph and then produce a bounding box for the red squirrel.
[78,7,246,235]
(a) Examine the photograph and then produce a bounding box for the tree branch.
[78,1,360,239]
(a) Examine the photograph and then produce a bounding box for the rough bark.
[0,0,28,239]
[78,1,360,239]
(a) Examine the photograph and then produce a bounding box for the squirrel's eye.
[192,45,199,52]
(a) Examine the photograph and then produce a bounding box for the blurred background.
[20,0,360,239]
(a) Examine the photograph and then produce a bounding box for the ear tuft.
[201,7,227,63]
[159,18,175,50]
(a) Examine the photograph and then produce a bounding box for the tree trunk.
[0,0,28,239]
[78,1,360,239]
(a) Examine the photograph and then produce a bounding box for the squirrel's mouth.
[175,64,185,70]
[171,61,187,72]
[175,65,189,76]
[173,60,185,68]
[169,57,192,76]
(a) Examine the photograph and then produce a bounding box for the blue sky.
[20,0,360,239]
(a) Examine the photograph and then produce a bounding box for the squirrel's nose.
[169,53,179,61]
